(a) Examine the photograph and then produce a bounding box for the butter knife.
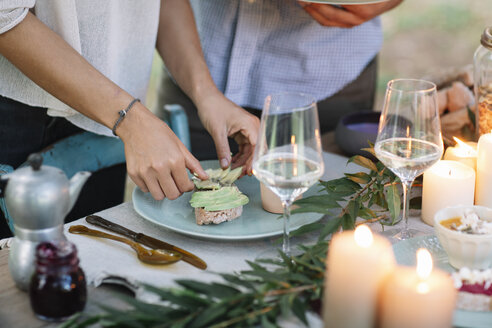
[85,215,207,270]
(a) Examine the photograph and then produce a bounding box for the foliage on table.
[61,152,406,328]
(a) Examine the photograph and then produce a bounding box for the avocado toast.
[190,167,249,225]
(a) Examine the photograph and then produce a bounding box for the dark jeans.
[0,95,126,238]
[156,56,378,160]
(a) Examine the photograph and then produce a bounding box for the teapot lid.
[3,153,71,230]
[9,153,67,184]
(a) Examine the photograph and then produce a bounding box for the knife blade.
[86,215,207,270]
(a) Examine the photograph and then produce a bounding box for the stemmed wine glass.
[252,93,324,256]
[375,79,443,240]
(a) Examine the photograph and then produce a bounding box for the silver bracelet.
[112,98,140,136]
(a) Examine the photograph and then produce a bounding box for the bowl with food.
[434,205,492,270]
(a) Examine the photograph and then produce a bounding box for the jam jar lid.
[36,241,79,267]
[481,26,492,50]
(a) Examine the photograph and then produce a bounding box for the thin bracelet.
[112,98,140,136]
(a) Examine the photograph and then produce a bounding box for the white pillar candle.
[323,225,395,328]
[476,133,492,207]
[379,249,457,328]
[421,160,475,226]
[443,138,477,171]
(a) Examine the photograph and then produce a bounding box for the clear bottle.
[29,241,87,321]
[474,26,492,138]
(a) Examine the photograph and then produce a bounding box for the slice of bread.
[195,206,243,225]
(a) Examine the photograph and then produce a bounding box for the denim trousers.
[0,95,126,238]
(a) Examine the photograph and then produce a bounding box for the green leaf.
[361,147,376,157]
[346,198,360,221]
[292,297,308,325]
[348,155,378,172]
[345,172,371,184]
[386,183,401,224]
[176,280,239,299]
[290,221,324,237]
[358,207,377,220]
[341,213,355,230]
[261,315,279,328]
[318,216,343,241]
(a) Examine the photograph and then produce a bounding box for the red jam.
[29,241,87,321]
[460,283,492,296]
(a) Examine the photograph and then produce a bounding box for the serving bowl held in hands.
[434,205,492,270]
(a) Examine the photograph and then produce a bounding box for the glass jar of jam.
[29,241,87,321]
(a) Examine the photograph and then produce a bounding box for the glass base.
[381,228,423,241]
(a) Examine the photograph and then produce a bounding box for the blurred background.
[125,0,491,201]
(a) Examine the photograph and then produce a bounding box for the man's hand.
[298,0,403,28]
[117,103,208,201]
[196,91,260,175]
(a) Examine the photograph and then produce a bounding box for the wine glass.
[252,93,324,256]
[375,79,443,240]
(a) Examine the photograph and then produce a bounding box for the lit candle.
[323,225,395,328]
[476,132,492,207]
[421,160,475,226]
[379,249,457,328]
[443,137,477,171]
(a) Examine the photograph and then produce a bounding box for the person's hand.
[196,91,260,175]
[117,103,208,201]
[298,0,403,28]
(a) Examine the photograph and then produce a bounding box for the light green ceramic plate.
[133,160,323,241]
[394,235,492,328]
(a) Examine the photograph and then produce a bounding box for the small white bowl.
[434,205,492,270]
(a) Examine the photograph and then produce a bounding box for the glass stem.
[401,180,413,232]
[281,199,293,257]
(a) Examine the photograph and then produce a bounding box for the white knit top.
[0,0,160,136]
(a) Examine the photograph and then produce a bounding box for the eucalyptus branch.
[355,215,388,226]
[209,306,274,328]
[264,284,316,297]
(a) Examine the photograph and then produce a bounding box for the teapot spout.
[68,171,91,212]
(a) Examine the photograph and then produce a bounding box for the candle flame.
[453,137,477,156]
[416,248,433,280]
[354,225,373,248]
[291,135,298,176]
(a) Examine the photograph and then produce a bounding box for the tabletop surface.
[0,135,435,328]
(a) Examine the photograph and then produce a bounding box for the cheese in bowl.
[434,206,492,269]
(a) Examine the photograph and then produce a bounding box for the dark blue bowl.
[335,111,380,157]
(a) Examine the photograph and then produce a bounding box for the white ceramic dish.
[434,205,492,270]
[132,160,324,240]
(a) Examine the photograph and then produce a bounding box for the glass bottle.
[29,241,87,321]
[474,26,492,138]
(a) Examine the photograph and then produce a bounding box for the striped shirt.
[190,0,382,109]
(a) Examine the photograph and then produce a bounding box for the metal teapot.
[0,153,90,290]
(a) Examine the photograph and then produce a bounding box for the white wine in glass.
[253,93,324,256]
[375,79,443,240]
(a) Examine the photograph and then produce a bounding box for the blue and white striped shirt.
[190,0,382,109]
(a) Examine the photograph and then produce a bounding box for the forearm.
[0,12,135,130]
[156,0,220,105]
